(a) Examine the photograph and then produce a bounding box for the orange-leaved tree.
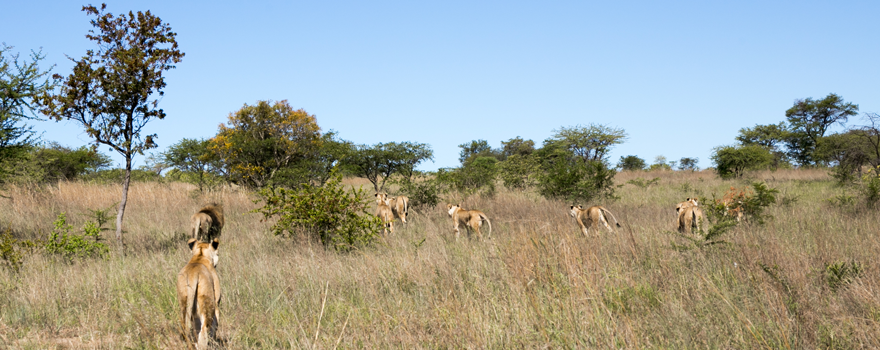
[209,100,323,188]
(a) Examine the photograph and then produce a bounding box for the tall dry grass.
[0,169,878,348]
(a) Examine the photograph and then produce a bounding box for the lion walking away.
[192,204,224,243]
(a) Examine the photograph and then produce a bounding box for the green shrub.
[395,176,442,210]
[696,182,778,244]
[435,156,499,197]
[862,166,880,208]
[498,154,539,190]
[537,159,617,204]
[253,173,381,251]
[45,213,110,262]
[0,229,25,272]
[711,144,773,179]
[825,260,862,292]
[626,177,659,189]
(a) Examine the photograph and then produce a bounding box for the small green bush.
[626,177,659,189]
[253,173,381,251]
[395,176,442,210]
[825,260,862,292]
[498,154,539,190]
[45,213,110,262]
[862,166,880,208]
[537,159,617,204]
[0,229,25,272]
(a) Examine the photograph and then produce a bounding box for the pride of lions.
[175,195,714,348]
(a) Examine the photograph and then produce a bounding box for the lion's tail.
[185,276,198,340]
[601,208,621,228]
[481,214,492,238]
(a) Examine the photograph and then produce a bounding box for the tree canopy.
[39,4,184,255]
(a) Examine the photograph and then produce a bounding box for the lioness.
[675,198,699,214]
[446,204,492,240]
[177,238,221,350]
[375,193,394,234]
[569,205,621,236]
[376,193,409,225]
[191,204,224,243]
[677,205,704,234]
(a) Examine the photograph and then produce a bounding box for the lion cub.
[446,204,492,240]
[569,205,620,236]
[177,238,221,349]
[191,204,224,242]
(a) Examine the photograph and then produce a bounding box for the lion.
[675,198,699,214]
[446,203,492,240]
[376,193,409,225]
[375,193,394,234]
[675,197,704,234]
[677,204,704,234]
[177,238,221,350]
[191,204,224,243]
[569,205,621,236]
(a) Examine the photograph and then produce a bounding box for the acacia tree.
[0,44,57,179]
[39,4,184,255]
[785,93,858,165]
[548,124,627,163]
[345,142,433,193]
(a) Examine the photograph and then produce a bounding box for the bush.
[695,182,778,244]
[253,173,381,251]
[711,145,773,179]
[862,166,880,208]
[395,175,442,210]
[45,213,110,262]
[617,155,646,171]
[435,156,499,197]
[537,159,617,204]
[498,154,539,190]
[0,229,25,272]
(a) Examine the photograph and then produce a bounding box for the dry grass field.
[0,169,878,348]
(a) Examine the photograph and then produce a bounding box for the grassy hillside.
[0,169,878,348]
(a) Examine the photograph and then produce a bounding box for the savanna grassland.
[0,169,878,349]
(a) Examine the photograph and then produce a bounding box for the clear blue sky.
[3,1,879,170]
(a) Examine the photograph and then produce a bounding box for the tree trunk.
[115,156,132,256]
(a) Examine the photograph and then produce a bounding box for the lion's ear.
[187,238,197,250]
[570,205,575,210]
[578,205,584,209]
[212,239,220,250]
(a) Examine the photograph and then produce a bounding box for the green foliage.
[547,124,627,163]
[617,155,646,171]
[81,168,164,184]
[711,144,773,179]
[500,136,535,159]
[0,44,57,181]
[1,143,111,183]
[458,139,500,163]
[498,154,539,190]
[537,157,617,203]
[816,130,872,184]
[695,183,778,244]
[648,155,671,171]
[164,138,224,190]
[45,213,110,262]
[435,156,499,197]
[345,141,433,193]
[208,100,322,188]
[785,93,859,166]
[862,166,880,207]
[824,260,862,292]
[253,173,381,251]
[395,175,442,210]
[0,229,26,272]
[626,177,659,189]
[677,157,699,171]
[535,132,619,203]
